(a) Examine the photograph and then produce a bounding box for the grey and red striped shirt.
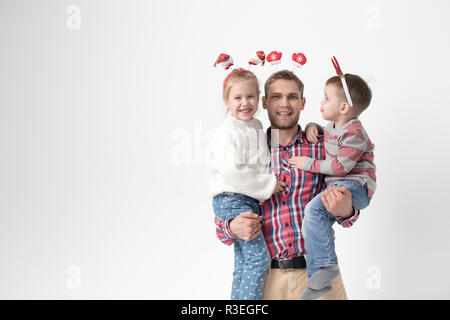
[304,119,376,198]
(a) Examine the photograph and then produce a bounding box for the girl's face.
[224,80,259,121]
[320,84,345,121]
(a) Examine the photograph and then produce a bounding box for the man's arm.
[214,217,239,246]
[214,211,262,244]
[228,211,262,241]
[321,185,360,228]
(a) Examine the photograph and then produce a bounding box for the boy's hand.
[273,179,286,194]
[306,125,320,144]
[288,156,308,170]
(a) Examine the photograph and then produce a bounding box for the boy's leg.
[237,233,271,300]
[301,192,340,298]
[329,180,371,211]
[302,192,338,278]
[301,180,370,299]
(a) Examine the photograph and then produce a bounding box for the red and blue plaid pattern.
[215,126,360,259]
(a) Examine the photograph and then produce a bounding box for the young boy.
[288,73,376,300]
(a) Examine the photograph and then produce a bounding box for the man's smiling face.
[263,79,306,130]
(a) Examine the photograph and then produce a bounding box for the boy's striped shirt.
[304,119,376,198]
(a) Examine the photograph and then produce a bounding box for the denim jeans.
[302,180,371,278]
[213,192,271,300]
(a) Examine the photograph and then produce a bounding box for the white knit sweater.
[207,113,277,202]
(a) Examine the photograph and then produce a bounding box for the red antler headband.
[331,56,353,107]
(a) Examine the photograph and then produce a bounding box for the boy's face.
[320,84,345,121]
[224,80,259,121]
[262,79,305,130]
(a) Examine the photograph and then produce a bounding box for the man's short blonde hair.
[264,70,304,98]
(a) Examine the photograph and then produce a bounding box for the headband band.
[331,56,353,107]
[223,69,255,90]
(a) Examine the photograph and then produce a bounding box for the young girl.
[207,68,285,300]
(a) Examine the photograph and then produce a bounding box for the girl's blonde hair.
[222,68,260,101]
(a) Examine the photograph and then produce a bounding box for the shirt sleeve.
[335,204,360,228]
[303,127,367,176]
[214,216,239,245]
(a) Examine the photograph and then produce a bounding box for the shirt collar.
[266,124,303,148]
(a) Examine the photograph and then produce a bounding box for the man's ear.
[301,97,306,110]
[262,96,267,109]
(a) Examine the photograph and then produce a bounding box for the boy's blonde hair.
[326,74,372,116]
[222,68,260,100]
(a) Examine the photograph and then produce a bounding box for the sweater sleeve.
[303,127,367,176]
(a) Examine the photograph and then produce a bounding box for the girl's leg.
[231,242,244,300]
[237,233,271,300]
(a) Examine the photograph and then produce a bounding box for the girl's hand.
[288,156,308,170]
[306,124,319,144]
[273,179,286,194]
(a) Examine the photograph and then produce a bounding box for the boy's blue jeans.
[302,180,371,278]
[213,192,271,300]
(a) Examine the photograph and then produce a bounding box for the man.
[215,70,359,300]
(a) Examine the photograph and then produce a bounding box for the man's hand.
[321,185,354,219]
[229,211,263,242]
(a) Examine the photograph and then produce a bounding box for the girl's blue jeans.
[213,192,271,300]
[302,180,371,278]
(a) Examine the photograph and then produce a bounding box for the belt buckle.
[278,259,294,270]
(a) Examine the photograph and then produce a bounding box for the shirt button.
[285,223,289,227]
[289,243,293,247]
[282,202,286,205]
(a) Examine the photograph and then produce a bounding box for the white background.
[1,0,449,299]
